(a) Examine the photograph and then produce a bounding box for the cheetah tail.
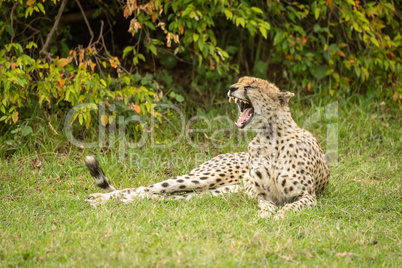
[84,155,117,192]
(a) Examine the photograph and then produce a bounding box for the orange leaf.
[100,114,108,126]
[109,58,119,68]
[392,92,399,102]
[26,0,34,6]
[302,36,307,46]
[56,58,69,67]
[124,7,132,18]
[133,105,141,114]
[173,34,179,43]
[79,49,85,63]
[12,111,19,124]
[58,79,66,88]
[180,26,184,35]
[146,3,153,14]
[166,33,171,47]
[150,110,159,117]
[89,60,96,71]
[337,51,346,57]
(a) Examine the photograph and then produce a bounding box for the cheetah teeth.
[229,97,249,104]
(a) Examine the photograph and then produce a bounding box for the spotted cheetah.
[85,77,330,218]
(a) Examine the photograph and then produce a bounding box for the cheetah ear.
[278,90,294,105]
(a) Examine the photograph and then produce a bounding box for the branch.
[75,0,94,46]
[39,0,68,59]
[10,2,18,43]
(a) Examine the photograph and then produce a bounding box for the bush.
[0,0,400,133]
[259,0,401,98]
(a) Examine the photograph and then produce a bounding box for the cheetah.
[85,77,330,218]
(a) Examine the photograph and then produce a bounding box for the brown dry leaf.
[31,158,42,169]
[49,122,59,136]
[335,252,356,257]
[153,88,163,103]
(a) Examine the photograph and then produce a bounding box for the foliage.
[258,0,401,98]
[122,0,270,74]
[0,0,272,149]
[0,0,165,129]
[0,0,400,145]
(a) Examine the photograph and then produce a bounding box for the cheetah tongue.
[236,108,253,126]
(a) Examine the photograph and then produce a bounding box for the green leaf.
[314,8,320,20]
[175,95,184,102]
[235,17,245,27]
[311,66,329,80]
[328,44,340,53]
[79,113,83,125]
[371,37,380,47]
[138,54,145,62]
[37,3,46,14]
[273,31,284,46]
[251,7,264,14]
[224,9,233,20]
[26,41,38,49]
[5,24,15,36]
[21,126,33,137]
[353,22,361,32]
[148,44,157,56]
[260,27,267,39]
[123,46,133,59]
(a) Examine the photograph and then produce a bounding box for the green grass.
[0,92,401,267]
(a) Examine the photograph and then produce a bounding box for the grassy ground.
[0,91,401,267]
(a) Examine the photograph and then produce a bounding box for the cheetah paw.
[273,212,286,220]
[258,210,274,218]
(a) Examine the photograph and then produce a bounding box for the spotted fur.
[85,77,330,218]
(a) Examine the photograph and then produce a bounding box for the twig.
[96,20,104,44]
[96,2,116,55]
[75,0,94,46]
[39,0,68,59]
[10,2,18,43]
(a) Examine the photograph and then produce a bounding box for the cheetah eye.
[244,85,256,89]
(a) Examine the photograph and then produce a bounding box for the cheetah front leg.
[258,199,278,218]
[275,193,317,219]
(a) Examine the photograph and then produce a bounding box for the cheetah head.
[228,77,294,129]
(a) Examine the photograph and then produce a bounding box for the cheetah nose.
[228,86,238,96]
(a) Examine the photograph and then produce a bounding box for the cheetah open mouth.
[229,97,254,129]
